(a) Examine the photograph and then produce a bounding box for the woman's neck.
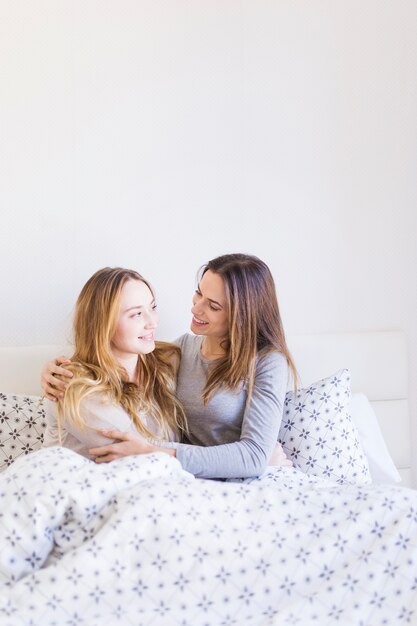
[201,336,227,360]
[116,355,139,381]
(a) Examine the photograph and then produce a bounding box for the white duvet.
[1,447,416,626]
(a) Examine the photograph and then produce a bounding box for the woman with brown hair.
[43,254,295,478]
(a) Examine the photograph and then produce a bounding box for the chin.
[139,342,156,354]
[190,320,209,335]
[190,325,206,336]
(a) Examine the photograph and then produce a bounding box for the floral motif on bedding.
[279,369,372,485]
[0,394,45,471]
[0,447,416,626]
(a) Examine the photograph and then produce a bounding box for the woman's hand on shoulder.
[41,356,73,401]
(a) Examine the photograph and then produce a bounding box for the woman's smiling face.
[190,270,229,339]
[111,279,159,359]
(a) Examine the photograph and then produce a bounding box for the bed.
[0,331,416,625]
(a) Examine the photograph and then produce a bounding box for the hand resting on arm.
[89,429,176,462]
[42,356,292,470]
[89,430,291,468]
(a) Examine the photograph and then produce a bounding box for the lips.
[138,333,154,341]
[192,316,208,326]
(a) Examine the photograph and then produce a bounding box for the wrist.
[163,447,176,457]
[152,444,176,457]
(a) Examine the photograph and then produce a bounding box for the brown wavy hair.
[57,267,186,440]
[200,253,297,403]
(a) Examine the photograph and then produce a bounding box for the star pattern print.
[279,369,371,484]
[0,394,46,471]
[0,447,417,626]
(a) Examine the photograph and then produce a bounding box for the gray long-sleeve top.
[171,334,288,479]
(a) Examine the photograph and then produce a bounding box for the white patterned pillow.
[278,369,371,485]
[0,393,47,471]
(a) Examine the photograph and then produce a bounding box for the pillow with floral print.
[0,393,46,471]
[278,369,371,485]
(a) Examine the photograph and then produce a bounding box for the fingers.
[44,392,59,402]
[45,375,67,392]
[41,379,66,400]
[89,444,114,456]
[41,357,73,400]
[100,429,132,442]
[55,356,72,366]
[88,431,142,461]
[53,364,73,379]
[89,432,129,457]
[93,454,117,463]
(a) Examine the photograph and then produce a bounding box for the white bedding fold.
[0,447,416,626]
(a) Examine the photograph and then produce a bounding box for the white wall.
[1,1,416,479]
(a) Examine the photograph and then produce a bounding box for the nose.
[191,295,204,315]
[191,302,203,316]
[144,309,159,329]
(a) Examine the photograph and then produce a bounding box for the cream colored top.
[43,395,173,460]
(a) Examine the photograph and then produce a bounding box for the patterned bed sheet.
[0,447,416,626]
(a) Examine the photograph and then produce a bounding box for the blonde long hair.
[201,253,297,403]
[58,267,186,440]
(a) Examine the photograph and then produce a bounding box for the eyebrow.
[124,300,155,313]
[196,287,223,308]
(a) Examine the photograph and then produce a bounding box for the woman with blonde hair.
[43,267,186,458]
[43,253,294,477]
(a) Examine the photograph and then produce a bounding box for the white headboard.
[287,331,412,487]
[0,331,412,487]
